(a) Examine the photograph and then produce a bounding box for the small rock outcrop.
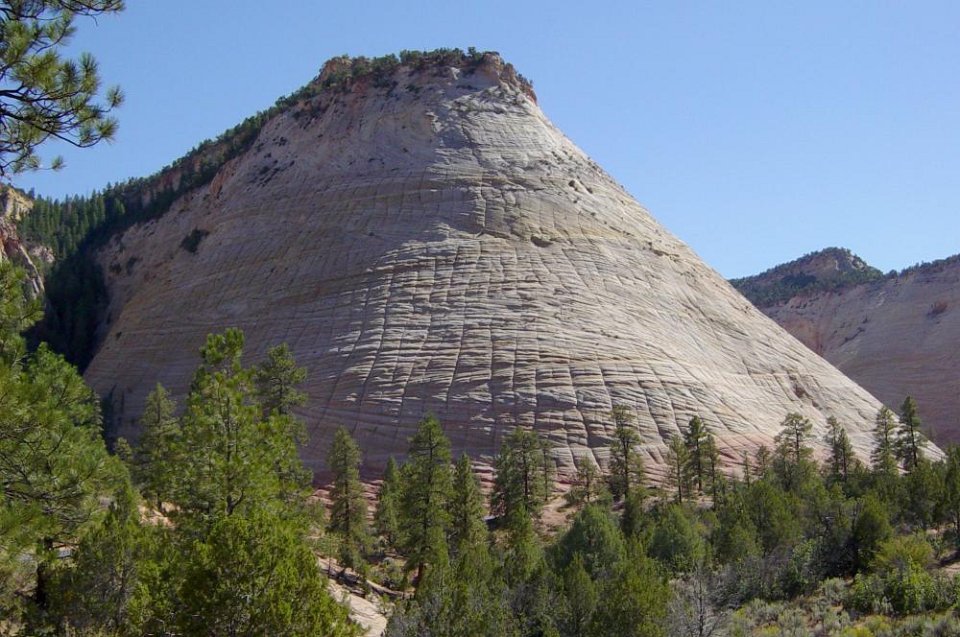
[0,185,46,297]
[82,52,906,477]
[735,249,960,444]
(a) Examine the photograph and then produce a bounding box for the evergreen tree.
[607,404,644,501]
[492,427,553,528]
[560,554,597,637]
[683,416,710,494]
[254,343,306,416]
[0,1,124,176]
[375,456,402,548]
[133,383,180,512]
[178,509,357,637]
[566,455,609,509]
[589,541,670,637]
[871,406,901,505]
[175,329,311,523]
[449,453,487,557]
[773,412,814,492]
[665,434,693,503]
[944,446,960,546]
[824,416,855,486]
[327,426,370,570]
[47,483,147,634]
[896,396,926,473]
[399,414,453,583]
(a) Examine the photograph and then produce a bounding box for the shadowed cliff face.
[737,249,960,446]
[82,53,904,478]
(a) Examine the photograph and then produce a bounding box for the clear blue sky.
[14,1,960,278]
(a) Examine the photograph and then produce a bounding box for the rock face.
[82,53,901,478]
[0,185,46,297]
[734,249,960,445]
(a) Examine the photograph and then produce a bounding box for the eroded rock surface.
[83,54,901,478]
[736,249,960,444]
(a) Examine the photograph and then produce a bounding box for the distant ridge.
[735,247,960,445]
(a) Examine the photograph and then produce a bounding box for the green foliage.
[0,1,124,176]
[730,247,885,307]
[375,456,402,548]
[327,426,370,569]
[648,504,705,574]
[132,383,180,511]
[896,396,927,473]
[399,414,453,582]
[588,542,670,637]
[178,509,357,636]
[665,434,693,503]
[173,329,312,523]
[565,456,609,509]
[607,405,644,501]
[493,427,553,528]
[552,504,626,580]
[254,343,307,416]
[449,453,487,557]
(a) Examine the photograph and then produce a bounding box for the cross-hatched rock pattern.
[756,257,960,445]
[83,54,902,478]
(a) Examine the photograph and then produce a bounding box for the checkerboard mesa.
[80,50,909,479]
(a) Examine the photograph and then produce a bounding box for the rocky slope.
[734,249,960,444]
[0,186,48,297]
[81,51,902,478]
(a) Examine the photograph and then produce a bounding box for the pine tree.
[566,455,609,508]
[133,384,180,512]
[773,412,814,491]
[375,456,402,548]
[872,407,898,472]
[492,427,553,528]
[327,426,370,570]
[824,416,855,485]
[178,510,358,637]
[449,453,487,557]
[665,434,692,503]
[896,396,926,473]
[254,343,306,416]
[608,404,644,500]
[0,1,125,176]
[175,329,311,522]
[683,416,710,494]
[399,415,452,583]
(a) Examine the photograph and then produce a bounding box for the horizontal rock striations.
[83,52,902,478]
[735,249,960,445]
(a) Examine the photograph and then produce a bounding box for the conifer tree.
[872,406,898,472]
[175,329,311,522]
[608,404,644,501]
[399,415,452,583]
[133,383,180,512]
[773,412,814,491]
[492,427,553,528]
[896,396,926,473]
[0,1,125,176]
[683,416,710,494]
[254,343,306,416]
[824,416,855,485]
[375,456,402,548]
[665,434,692,503]
[566,455,609,508]
[449,453,487,557]
[327,426,370,570]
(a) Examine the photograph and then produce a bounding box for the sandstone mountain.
[733,248,960,445]
[77,51,901,478]
[0,185,48,297]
